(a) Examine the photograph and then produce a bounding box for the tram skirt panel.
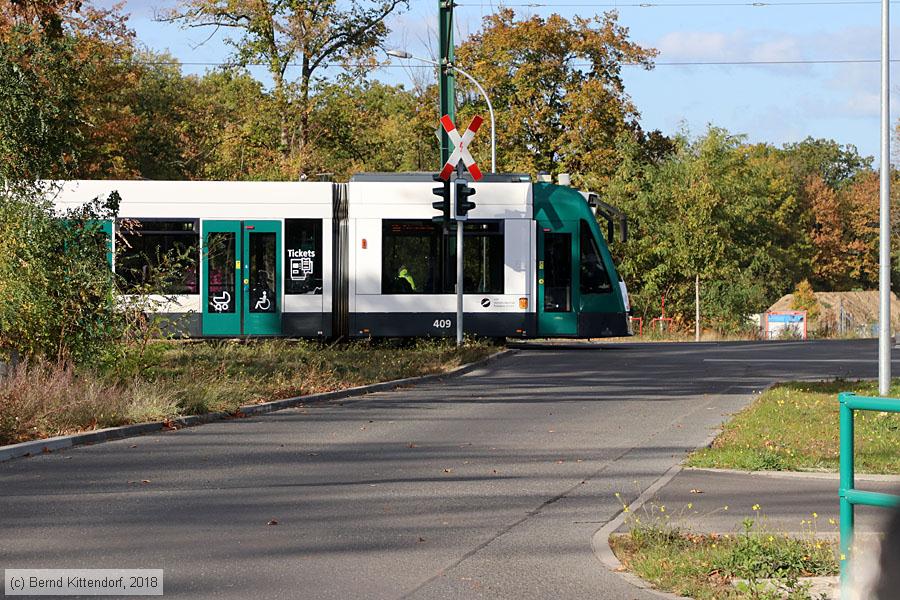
[349,313,534,338]
[576,312,630,338]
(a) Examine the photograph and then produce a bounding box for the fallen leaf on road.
[267,519,278,526]
[442,468,452,473]
[141,480,150,484]
[417,537,426,543]
[129,445,137,449]
[690,489,704,494]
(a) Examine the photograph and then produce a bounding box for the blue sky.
[113,0,895,163]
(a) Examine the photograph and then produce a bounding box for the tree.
[0,0,124,364]
[164,0,409,173]
[309,78,435,178]
[782,137,871,189]
[791,279,821,323]
[805,175,848,289]
[183,68,282,180]
[0,3,86,183]
[455,9,656,188]
[606,127,811,331]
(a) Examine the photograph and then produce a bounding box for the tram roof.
[51,180,334,220]
[350,172,532,183]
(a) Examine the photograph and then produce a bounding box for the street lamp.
[387,49,496,174]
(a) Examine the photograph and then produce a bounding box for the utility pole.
[438,1,455,166]
[695,275,701,342]
[878,0,891,395]
[454,169,464,346]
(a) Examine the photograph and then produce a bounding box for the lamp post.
[878,0,891,395]
[387,49,496,174]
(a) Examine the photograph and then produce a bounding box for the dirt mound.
[767,290,900,332]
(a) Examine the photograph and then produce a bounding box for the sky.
[110,0,897,163]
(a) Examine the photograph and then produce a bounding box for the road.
[0,340,892,599]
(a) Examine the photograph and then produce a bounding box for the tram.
[54,173,632,339]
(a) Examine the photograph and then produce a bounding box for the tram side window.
[381,220,504,294]
[117,219,199,294]
[284,219,323,295]
[452,222,504,294]
[579,220,612,294]
[382,220,444,294]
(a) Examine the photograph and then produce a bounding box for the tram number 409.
[433,319,453,329]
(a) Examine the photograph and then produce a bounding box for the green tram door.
[202,220,282,336]
[537,222,578,337]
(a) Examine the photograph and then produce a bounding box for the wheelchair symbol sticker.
[254,290,271,312]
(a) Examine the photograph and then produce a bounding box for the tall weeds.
[0,360,128,444]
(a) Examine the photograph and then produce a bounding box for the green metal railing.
[838,392,900,595]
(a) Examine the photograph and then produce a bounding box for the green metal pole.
[438,0,455,166]
[838,392,855,596]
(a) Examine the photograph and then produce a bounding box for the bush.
[0,188,124,365]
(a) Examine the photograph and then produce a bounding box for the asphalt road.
[0,339,893,599]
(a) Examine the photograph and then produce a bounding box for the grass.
[0,338,498,445]
[686,379,900,474]
[610,508,838,600]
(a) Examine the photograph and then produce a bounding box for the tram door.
[202,220,282,336]
[537,223,578,337]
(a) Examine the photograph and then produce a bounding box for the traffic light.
[455,179,476,220]
[432,175,450,225]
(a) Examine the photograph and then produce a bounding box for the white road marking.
[704,358,900,363]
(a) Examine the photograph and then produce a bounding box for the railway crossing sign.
[438,115,484,181]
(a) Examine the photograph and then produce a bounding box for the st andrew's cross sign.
[438,115,484,181]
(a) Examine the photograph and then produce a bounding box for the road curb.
[0,348,516,464]
[591,463,691,600]
[590,381,770,599]
[683,466,900,482]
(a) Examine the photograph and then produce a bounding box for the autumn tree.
[164,0,409,174]
[309,79,436,178]
[841,171,880,288]
[0,0,123,363]
[455,9,655,188]
[181,68,282,180]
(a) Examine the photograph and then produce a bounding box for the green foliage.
[607,127,812,329]
[791,280,821,322]
[782,137,872,189]
[310,79,438,178]
[0,23,85,182]
[612,514,837,600]
[0,189,122,364]
[687,379,900,474]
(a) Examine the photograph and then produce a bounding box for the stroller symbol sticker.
[212,291,231,312]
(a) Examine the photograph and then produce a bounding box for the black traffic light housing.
[432,175,450,225]
[455,179,476,219]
